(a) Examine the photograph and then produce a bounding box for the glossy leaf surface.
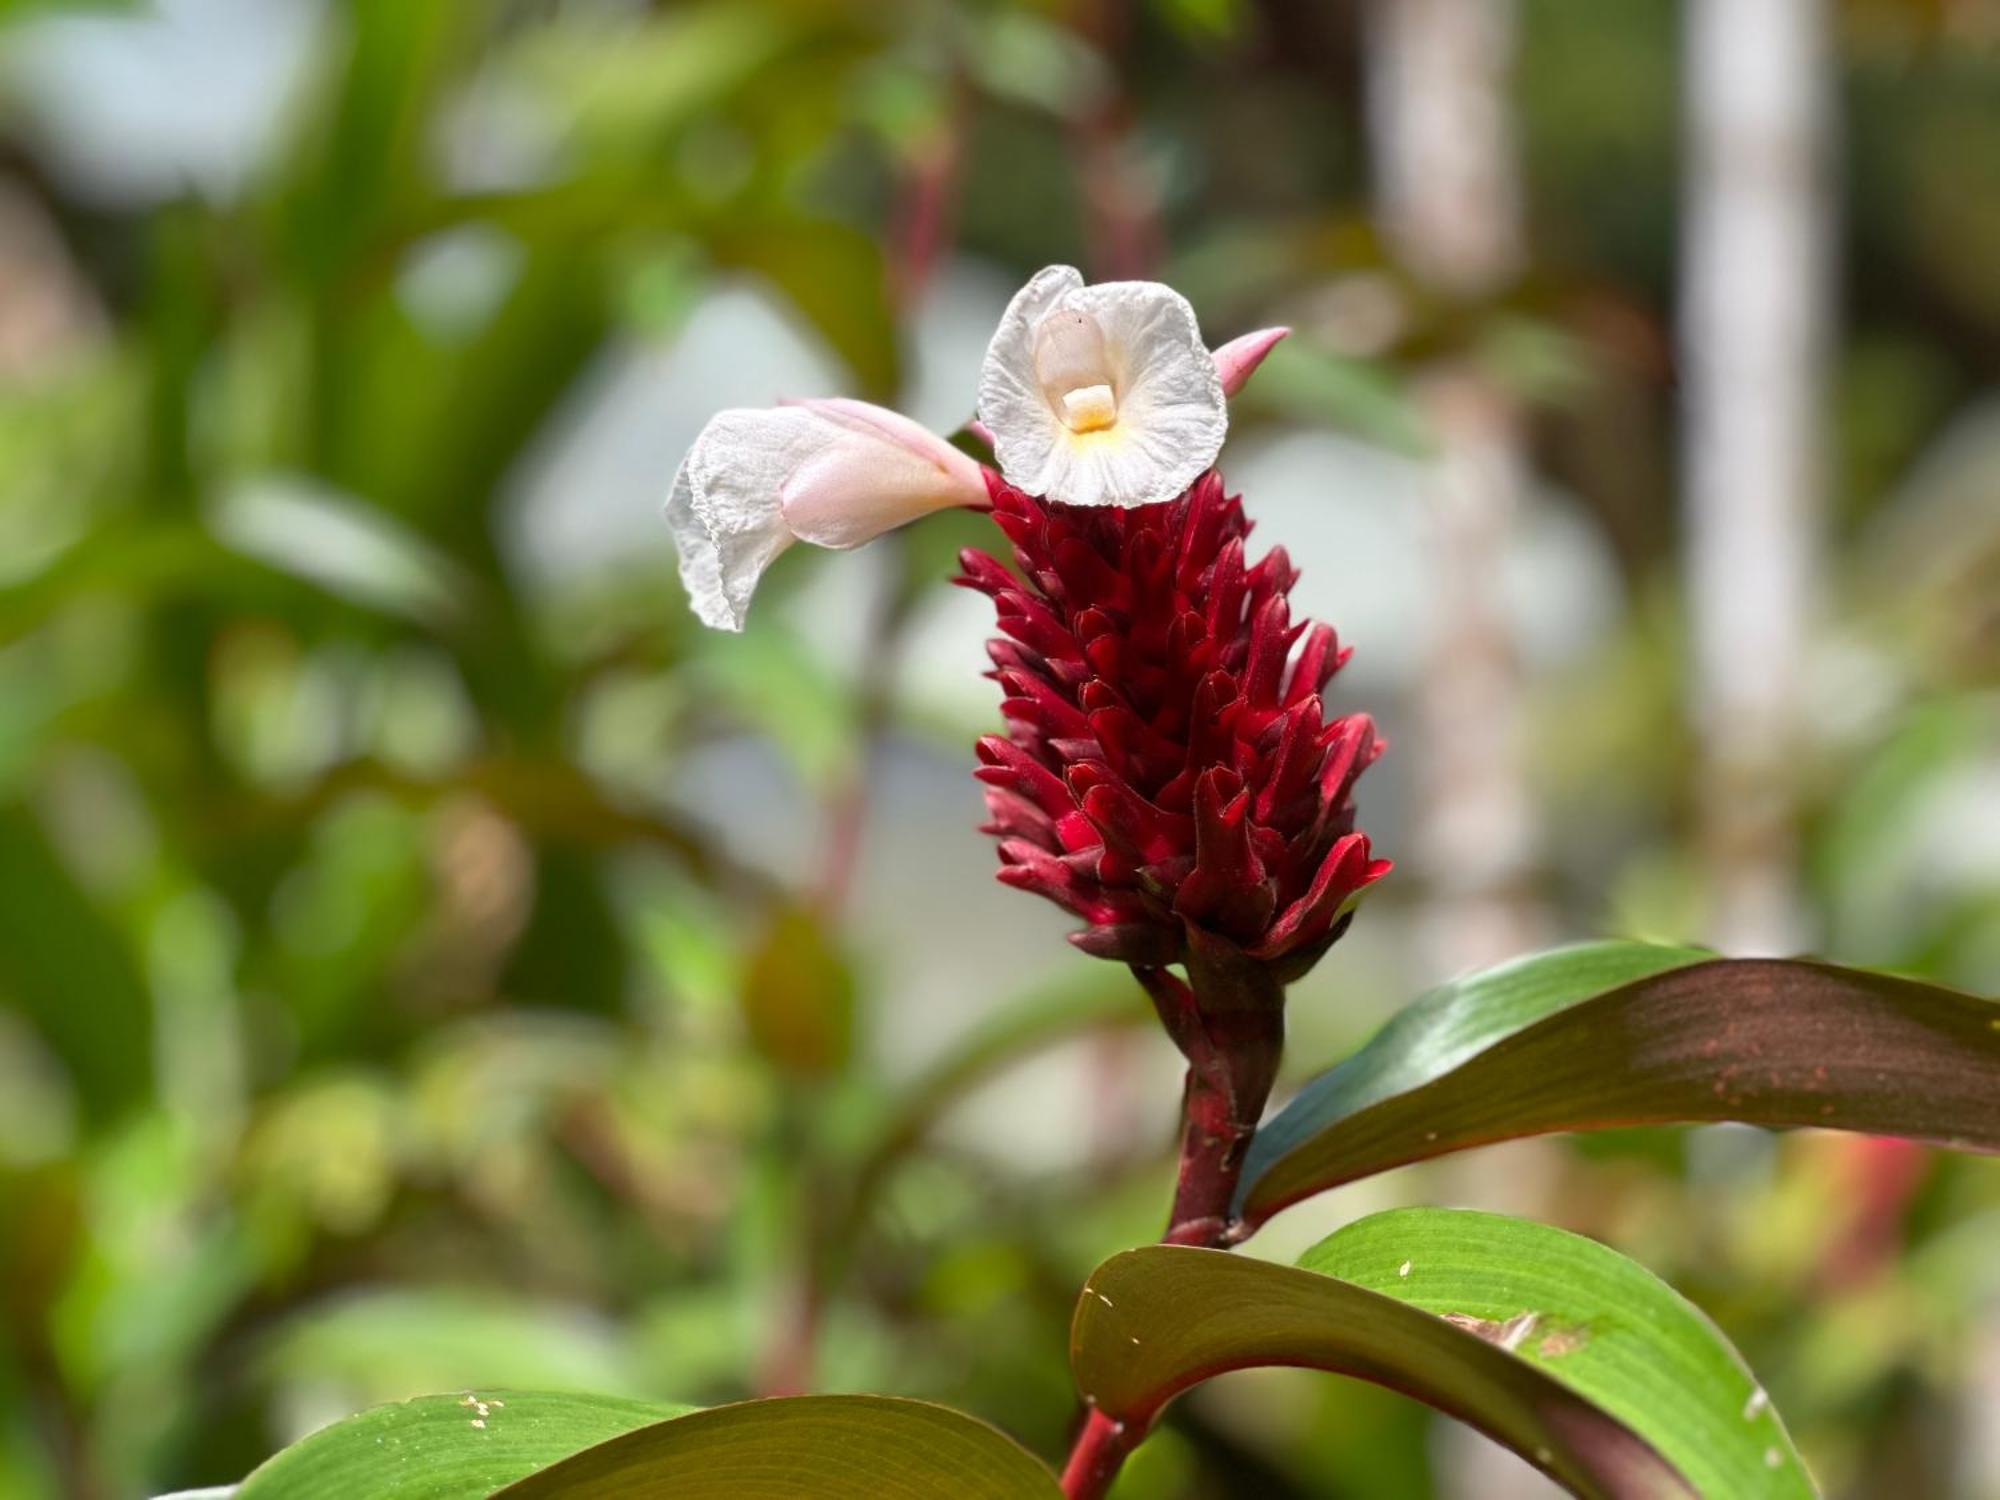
[496,1394,1064,1499]
[1070,1245,1693,1500]
[1302,1209,1813,1498]
[232,1389,688,1500]
[1239,945,2000,1226]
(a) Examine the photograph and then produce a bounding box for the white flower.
[664,398,985,631]
[977,265,1229,508]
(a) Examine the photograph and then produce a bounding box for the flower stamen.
[1061,383,1118,433]
[1033,309,1120,433]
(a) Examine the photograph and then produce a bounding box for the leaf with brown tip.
[1238,945,2000,1229]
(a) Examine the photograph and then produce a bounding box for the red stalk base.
[1060,947,1283,1499]
[1061,1409,1138,1500]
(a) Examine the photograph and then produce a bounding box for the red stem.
[1061,951,1283,1497]
[1161,1060,1258,1247]
[1062,1409,1138,1500]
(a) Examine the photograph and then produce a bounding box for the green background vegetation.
[0,1,1994,1496]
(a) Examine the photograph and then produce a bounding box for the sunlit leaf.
[210,476,466,626]
[1301,1209,1813,1498]
[495,1394,1063,1499]
[232,1389,690,1500]
[511,1,802,150]
[1238,944,2000,1228]
[1069,1245,1691,1499]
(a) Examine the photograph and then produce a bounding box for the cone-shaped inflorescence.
[960,469,1388,982]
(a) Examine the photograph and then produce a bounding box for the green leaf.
[0,806,153,1126]
[494,1395,1063,1498]
[1237,943,2000,1228]
[232,1390,691,1500]
[1069,1246,1692,1500]
[1303,1210,1813,1497]
[209,479,467,627]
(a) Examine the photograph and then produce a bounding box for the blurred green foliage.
[0,2,1994,1498]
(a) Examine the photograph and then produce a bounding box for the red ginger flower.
[959,468,1389,982]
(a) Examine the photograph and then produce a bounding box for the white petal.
[976,265,1087,500]
[664,403,986,631]
[777,398,986,549]
[1066,278,1226,506]
[976,266,1227,509]
[785,397,986,500]
[664,408,815,631]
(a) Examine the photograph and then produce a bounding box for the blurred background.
[0,0,1995,1496]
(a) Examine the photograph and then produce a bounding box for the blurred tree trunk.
[1365,0,1546,981]
[1681,0,1832,956]
[1365,8,1558,1492]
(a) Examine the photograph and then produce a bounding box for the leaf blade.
[495,1394,1063,1499]
[1070,1246,1692,1500]
[1301,1209,1813,1499]
[232,1389,690,1500]
[1239,948,2000,1226]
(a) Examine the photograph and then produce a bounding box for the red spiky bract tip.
[959,469,1389,981]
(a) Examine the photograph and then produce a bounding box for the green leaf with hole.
[232,1389,690,1500]
[1070,1246,1692,1499]
[1300,1209,1814,1498]
[1237,943,2000,1228]
[495,1395,1063,1498]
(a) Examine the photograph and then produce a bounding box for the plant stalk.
[1062,1409,1139,1500]
[1060,947,1284,1498]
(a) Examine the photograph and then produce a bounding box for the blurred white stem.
[1367,0,1545,980]
[1410,368,1546,979]
[1367,0,1522,296]
[1368,13,1553,1486]
[1682,0,1832,955]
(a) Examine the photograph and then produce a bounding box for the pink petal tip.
[1213,326,1290,398]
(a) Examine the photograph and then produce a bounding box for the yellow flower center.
[1060,384,1118,433]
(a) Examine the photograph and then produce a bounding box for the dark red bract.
[959,469,1388,979]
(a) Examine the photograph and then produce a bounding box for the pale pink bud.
[664,400,986,631]
[1211,326,1290,398]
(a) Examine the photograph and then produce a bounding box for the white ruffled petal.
[1066,278,1225,506]
[976,265,1087,501]
[665,408,816,631]
[665,402,986,631]
[976,266,1228,509]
